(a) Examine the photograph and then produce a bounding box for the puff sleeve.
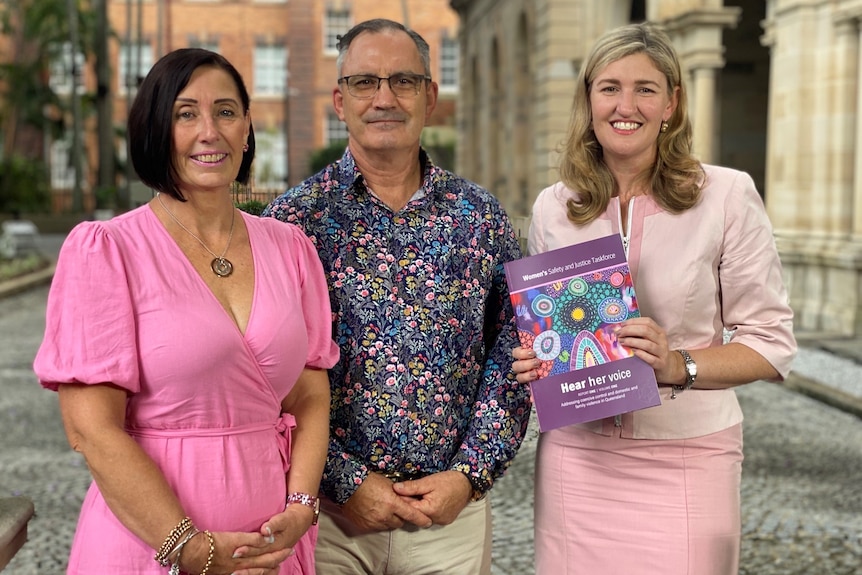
[33,221,140,393]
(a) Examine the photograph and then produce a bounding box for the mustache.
[364,113,407,123]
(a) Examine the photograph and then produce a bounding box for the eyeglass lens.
[345,74,426,98]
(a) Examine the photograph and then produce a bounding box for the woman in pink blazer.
[513,22,796,574]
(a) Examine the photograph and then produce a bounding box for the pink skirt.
[534,424,743,575]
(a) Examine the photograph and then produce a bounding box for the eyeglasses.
[338,73,431,99]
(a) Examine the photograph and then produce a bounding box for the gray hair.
[335,18,431,77]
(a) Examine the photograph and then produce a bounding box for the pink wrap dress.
[34,205,340,574]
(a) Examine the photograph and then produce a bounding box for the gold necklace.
[156,192,236,277]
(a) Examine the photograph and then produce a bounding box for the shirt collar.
[334,147,441,201]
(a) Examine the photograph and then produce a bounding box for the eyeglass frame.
[337,73,433,99]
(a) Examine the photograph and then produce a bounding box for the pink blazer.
[529,164,797,439]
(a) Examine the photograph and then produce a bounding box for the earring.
[242,144,249,152]
[660,121,669,133]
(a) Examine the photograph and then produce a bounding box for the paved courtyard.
[1,285,861,574]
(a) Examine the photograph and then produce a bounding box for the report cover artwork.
[504,234,660,432]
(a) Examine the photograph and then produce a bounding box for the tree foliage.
[309,140,348,174]
[0,0,98,155]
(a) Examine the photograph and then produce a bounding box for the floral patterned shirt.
[262,148,532,504]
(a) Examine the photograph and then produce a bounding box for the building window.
[118,41,153,93]
[255,129,287,188]
[440,36,459,90]
[324,8,351,52]
[325,113,348,145]
[49,42,85,95]
[50,137,74,189]
[254,45,287,96]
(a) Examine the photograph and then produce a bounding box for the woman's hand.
[230,504,315,564]
[613,317,682,385]
[512,346,540,384]
[179,529,294,575]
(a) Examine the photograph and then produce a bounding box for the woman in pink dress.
[34,48,339,575]
[512,23,796,574]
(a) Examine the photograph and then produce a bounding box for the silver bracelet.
[168,527,200,575]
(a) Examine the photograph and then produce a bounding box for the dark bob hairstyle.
[127,48,255,201]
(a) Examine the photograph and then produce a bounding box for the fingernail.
[231,552,241,558]
[266,534,275,544]
[265,526,272,536]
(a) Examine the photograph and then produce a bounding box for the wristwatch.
[461,472,488,502]
[286,492,320,525]
[671,349,697,399]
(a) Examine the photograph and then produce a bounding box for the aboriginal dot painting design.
[511,263,640,378]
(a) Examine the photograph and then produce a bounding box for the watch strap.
[460,472,488,502]
[671,349,697,399]
[678,349,697,388]
[286,492,320,525]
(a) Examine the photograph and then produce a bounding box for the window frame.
[325,112,349,146]
[439,36,459,92]
[118,40,154,94]
[253,44,288,97]
[324,8,351,53]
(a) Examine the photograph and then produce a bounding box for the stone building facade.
[450,0,862,338]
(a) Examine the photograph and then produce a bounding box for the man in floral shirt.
[263,18,531,574]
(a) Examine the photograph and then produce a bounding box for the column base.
[776,232,862,337]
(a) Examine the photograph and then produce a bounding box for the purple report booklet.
[504,234,660,432]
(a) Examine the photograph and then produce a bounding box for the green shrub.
[0,156,51,213]
[235,200,266,216]
[309,140,348,174]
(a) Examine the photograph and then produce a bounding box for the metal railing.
[45,185,286,215]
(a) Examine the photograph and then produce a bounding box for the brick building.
[42,0,459,208]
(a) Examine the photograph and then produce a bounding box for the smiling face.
[589,52,678,171]
[171,66,251,195]
[333,29,437,159]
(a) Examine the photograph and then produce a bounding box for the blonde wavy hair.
[560,22,704,224]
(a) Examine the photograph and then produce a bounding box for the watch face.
[678,350,696,387]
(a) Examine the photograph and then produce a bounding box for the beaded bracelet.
[154,517,193,566]
[168,528,199,575]
[199,530,215,575]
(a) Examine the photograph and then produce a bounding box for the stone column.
[661,6,741,163]
[766,1,862,336]
[690,66,718,162]
[854,20,862,240]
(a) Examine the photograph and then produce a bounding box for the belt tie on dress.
[127,413,297,472]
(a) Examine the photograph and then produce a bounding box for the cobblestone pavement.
[2,286,861,574]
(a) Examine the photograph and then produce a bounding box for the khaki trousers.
[315,495,492,575]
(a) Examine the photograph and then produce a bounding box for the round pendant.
[211,257,234,277]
